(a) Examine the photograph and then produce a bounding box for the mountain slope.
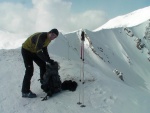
[94,6,150,31]
[1,47,150,113]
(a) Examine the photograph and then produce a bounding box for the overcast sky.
[0,0,150,34]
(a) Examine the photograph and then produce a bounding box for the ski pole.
[81,31,86,107]
[77,32,83,105]
[77,31,86,107]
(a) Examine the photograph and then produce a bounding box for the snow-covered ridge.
[94,6,150,31]
[1,23,150,112]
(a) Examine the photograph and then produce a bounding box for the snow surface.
[1,6,150,113]
[94,6,150,31]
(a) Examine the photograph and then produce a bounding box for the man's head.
[48,28,59,40]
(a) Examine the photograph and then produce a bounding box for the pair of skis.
[77,31,86,107]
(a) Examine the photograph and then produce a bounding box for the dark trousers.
[21,48,46,93]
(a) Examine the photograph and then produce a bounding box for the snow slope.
[1,6,150,113]
[94,6,150,31]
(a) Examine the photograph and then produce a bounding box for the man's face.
[48,33,58,40]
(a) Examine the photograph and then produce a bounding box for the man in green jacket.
[21,28,59,98]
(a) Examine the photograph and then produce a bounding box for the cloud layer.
[0,0,108,34]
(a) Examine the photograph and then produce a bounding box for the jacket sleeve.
[36,33,49,62]
[35,33,45,51]
[42,47,51,61]
[37,50,49,62]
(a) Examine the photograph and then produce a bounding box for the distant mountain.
[94,6,150,31]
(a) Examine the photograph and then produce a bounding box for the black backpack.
[41,61,61,101]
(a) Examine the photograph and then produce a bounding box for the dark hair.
[48,28,59,36]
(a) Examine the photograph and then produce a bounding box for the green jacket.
[22,32,51,62]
